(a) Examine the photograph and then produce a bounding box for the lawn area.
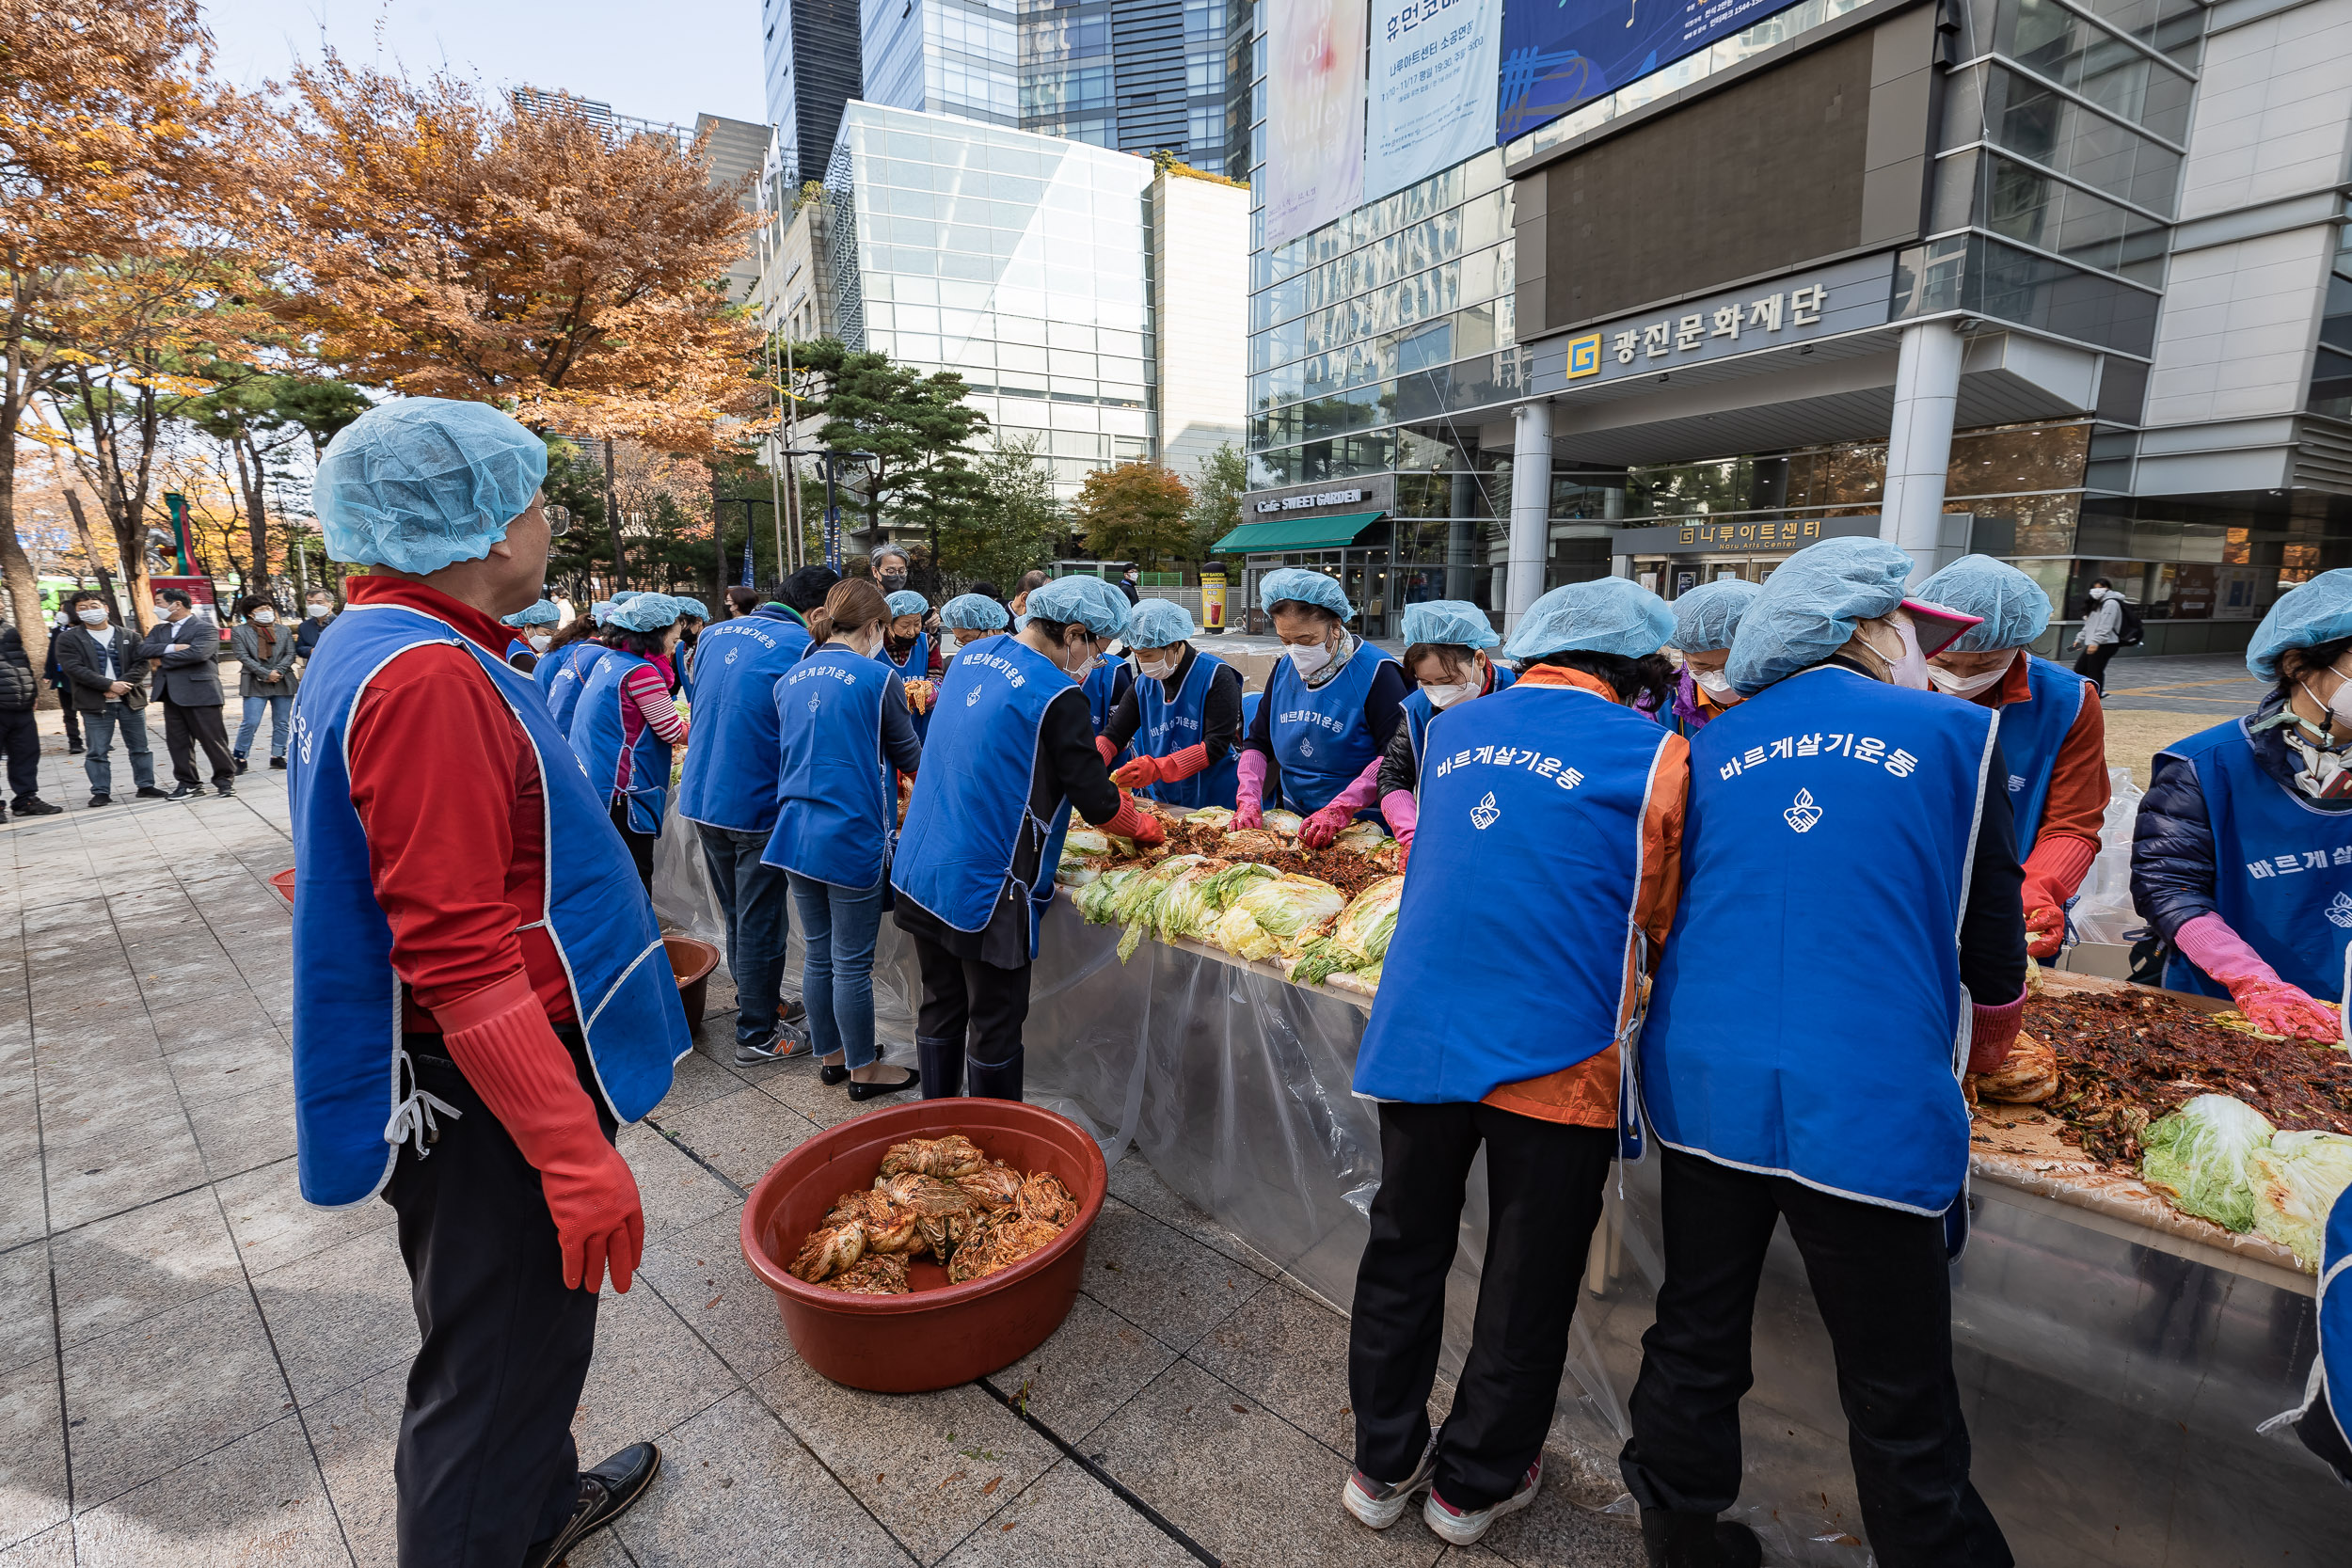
[2105,708,2220,789]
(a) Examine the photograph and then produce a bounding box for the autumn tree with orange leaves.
[261,59,766,456]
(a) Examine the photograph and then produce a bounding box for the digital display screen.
[1498,0,1810,142]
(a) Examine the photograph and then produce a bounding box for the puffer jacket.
[2130,691,2352,940]
[0,626,37,710]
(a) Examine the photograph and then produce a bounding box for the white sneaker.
[1342,1433,1438,1530]
[1422,1457,1541,1546]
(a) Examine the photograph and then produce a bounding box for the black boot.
[1639,1510,1761,1568]
[916,1034,963,1099]
[965,1049,1024,1102]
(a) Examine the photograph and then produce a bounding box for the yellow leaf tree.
[1069,462,1194,572]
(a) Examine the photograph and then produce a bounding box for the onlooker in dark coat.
[0,620,63,818]
[294,589,337,662]
[137,588,235,798]
[53,592,161,806]
[42,610,83,753]
[230,594,299,770]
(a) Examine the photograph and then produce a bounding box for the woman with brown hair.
[763,578,927,1098]
[230,594,298,770]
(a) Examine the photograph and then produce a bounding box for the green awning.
[1210,510,1386,555]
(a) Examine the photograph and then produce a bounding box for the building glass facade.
[862,0,1022,127]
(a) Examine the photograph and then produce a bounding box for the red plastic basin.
[665,936,721,1035]
[739,1100,1107,1393]
[269,867,295,906]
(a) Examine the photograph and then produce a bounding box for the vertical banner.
[1366,0,1502,203]
[1262,0,1368,250]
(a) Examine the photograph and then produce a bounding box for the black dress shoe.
[165,783,199,800]
[524,1442,661,1568]
[819,1062,850,1085]
[67,743,84,754]
[135,785,168,800]
[87,794,111,808]
[847,1068,921,1101]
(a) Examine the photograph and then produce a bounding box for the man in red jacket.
[299,399,675,1568]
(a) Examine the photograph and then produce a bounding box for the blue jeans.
[82,703,155,796]
[786,872,886,1069]
[696,822,791,1049]
[235,692,294,757]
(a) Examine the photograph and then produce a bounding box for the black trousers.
[1350,1101,1615,1511]
[161,697,234,784]
[610,798,656,893]
[2073,642,2117,692]
[384,1034,611,1567]
[1620,1148,2010,1567]
[0,709,39,801]
[58,699,82,749]
[909,932,1030,1099]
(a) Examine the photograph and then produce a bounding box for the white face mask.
[152,604,174,621]
[1691,666,1736,698]
[77,607,108,626]
[528,632,553,653]
[1859,619,1932,690]
[309,604,332,620]
[1424,679,1480,710]
[1063,638,1098,681]
[2295,661,2352,737]
[1285,639,1336,679]
[1928,649,2016,698]
[250,609,276,625]
[1136,654,1175,682]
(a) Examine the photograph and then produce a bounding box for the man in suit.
[54,591,166,808]
[138,588,235,799]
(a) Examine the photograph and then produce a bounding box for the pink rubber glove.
[1094,736,1119,768]
[1299,803,1351,848]
[1968,990,2026,1073]
[1380,789,1418,848]
[438,975,643,1292]
[2172,912,2342,1041]
[1233,748,1267,830]
[2021,834,2099,960]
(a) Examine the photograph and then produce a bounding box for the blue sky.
[205,0,768,131]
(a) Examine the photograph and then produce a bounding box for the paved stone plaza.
[0,712,1646,1568]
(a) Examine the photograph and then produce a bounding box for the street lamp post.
[776,448,878,571]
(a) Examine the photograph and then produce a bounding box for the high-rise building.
[860,0,1019,126]
[761,0,864,182]
[1230,0,2352,659]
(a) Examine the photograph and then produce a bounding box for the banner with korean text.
[1367,0,1502,203]
[1263,0,1369,250]
[1497,0,1809,143]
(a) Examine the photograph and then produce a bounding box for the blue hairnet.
[1020,575,1132,641]
[1259,566,1354,622]
[1725,536,1915,695]
[671,596,710,622]
[588,599,616,624]
[312,398,548,577]
[1913,556,2050,651]
[885,590,930,620]
[1400,599,1499,649]
[501,600,561,628]
[1669,579,1762,653]
[605,593,685,633]
[1502,578,1674,661]
[2249,568,2352,680]
[941,594,1009,631]
[1124,597,1197,647]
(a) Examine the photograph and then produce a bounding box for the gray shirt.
[2078,594,2124,647]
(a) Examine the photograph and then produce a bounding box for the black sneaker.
[232,754,248,773]
[10,798,62,817]
[165,784,200,800]
[67,743,84,754]
[215,784,235,798]
[523,1443,661,1568]
[269,756,287,769]
[87,794,112,809]
[135,785,168,800]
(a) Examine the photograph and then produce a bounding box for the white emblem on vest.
[725,646,739,664]
[1300,736,1315,757]
[807,692,822,713]
[2008,772,2025,792]
[2328,892,2352,930]
[1784,788,1823,833]
[966,686,982,706]
[1470,791,1500,830]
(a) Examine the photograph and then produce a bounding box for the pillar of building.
[1881,320,1965,585]
[1505,402,1553,628]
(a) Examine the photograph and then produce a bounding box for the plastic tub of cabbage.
[739,1099,1107,1393]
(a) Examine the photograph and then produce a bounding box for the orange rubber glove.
[1103,792,1165,847]
[438,975,644,1293]
[1115,745,1209,789]
[2020,834,2099,960]
[1094,736,1119,768]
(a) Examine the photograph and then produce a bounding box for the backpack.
[2113,595,2144,647]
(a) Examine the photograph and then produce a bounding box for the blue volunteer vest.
[1359,680,1671,1114]
[675,609,813,833]
[569,649,672,834]
[884,629,930,683]
[1138,649,1241,811]
[287,603,686,1207]
[1266,641,1397,817]
[893,637,1074,959]
[1643,665,1999,1216]
[540,640,604,735]
[1994,655,2088,848]
[2317,1181,2352,1459]
[1403,662,1518,781]
[1084,655,1133,734]
[2159,718,2352,1002]
[763,644,896,889]
[504,635,530,663]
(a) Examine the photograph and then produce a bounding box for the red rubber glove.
[1299,802,1352,848]
[1104,793,1164,846]
[438,975,644,1293]
[2172,912,2343,1041]
[1233,748,1267,831]
[2020,834,2098,960]
[1967,990,2026,1074]
[1094,735,1119,768]
[1116,744,1210,788]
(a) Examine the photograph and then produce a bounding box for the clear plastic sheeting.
[2068,765,2146,948]
[657,851,2338,1562]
